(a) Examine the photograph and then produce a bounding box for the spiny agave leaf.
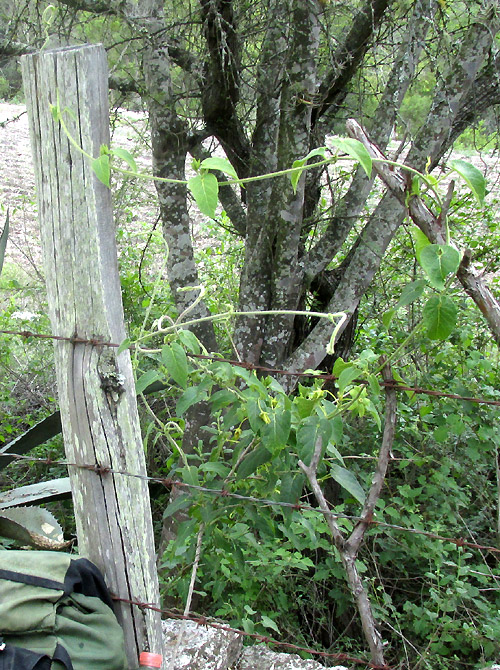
[0,209,9,276]
[0,478,71,509]
[0,506,70,549]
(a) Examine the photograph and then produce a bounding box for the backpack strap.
[52,643,74,670]
[0,568,64,591]
[0,638,73,670]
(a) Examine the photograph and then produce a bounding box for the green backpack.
[0,550,128,670]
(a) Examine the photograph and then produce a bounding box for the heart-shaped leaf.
[188,173,219,218]
[423,295,458,340]
[419,244,461,290]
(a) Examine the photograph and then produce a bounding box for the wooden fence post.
[21,45,164,668]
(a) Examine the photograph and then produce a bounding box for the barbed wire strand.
[4,452,500,556]
[1,328,500,407]
[112,596,394,670]
[1,332,497,667]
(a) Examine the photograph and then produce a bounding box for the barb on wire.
[112,595,393,670]
[4,451,500,556]
[1,328,500,407]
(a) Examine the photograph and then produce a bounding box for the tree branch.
[347,360,397,554]
[347,118,500,348]
[304,0,437,282]
[312,0,391,126]
[298,370,394,668]
[199,0,250,179]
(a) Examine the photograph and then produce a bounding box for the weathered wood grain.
[21,45,164,668]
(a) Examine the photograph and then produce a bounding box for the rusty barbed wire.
[1,327,500,406]
[4,451,500,556]
[112,596,394,669]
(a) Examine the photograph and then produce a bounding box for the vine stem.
[52,101,444,209]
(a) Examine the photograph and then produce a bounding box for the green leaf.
[326,442,344,464]
[199,462,230,477]
[236,446,272,480]
[117,338,132,355]
[449,159,486,206]
[337,366,361,394]
[382,308,396,330]
[0,209,9,277]
[177,385,208,415]
[261,615,280,633]
[210,389,236,411]
[112,147,138,172]
[330,464,366,505]
[92,154,111,187]
[50,103,60,123]
[188,173,219,218]
[279,472,305,506]
[290,158,307,193]
[297,416,332,464]
[422,295,458,340]
[419,244,461,290]
[332,357,349,376]
[180,465,199,487]
[290,147,327,193]
[162,343,189,389]
[163,494,191,519]
[367,374,380,397]
[260,409,291,452]
[330,137,372,177]
[247,398,266,433]
[199,157,238,180]
[331,414,343,444]
[136,369,161,394]
[395,279,427,309]
[177,329,201,354]
[411,225,431,264]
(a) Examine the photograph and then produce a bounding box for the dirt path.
[0,103,40,277]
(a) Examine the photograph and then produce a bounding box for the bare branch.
[347,360,397,554]
[312,0,391,126]
[299,438,346,550]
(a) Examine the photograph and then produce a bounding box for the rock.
[161,619,349,670]
[238,644,345,670]
[161,618,242,670]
